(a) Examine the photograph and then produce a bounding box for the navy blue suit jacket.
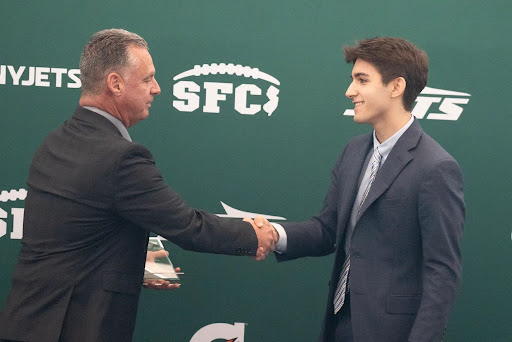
[277,119,465,342]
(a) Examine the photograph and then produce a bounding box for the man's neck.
[79,95,129,128]
[373,110,412,143]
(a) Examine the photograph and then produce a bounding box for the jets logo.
[0,64,81,88]
[343,86,471,121]
[172,63,280,116]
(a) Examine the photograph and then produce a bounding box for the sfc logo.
[173,63,280,116]
[0,188,26,239]
[190,322,245,342]
[343,86,471,121]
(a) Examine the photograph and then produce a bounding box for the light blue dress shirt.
[83,106,132,142]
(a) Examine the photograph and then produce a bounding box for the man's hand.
[143,250,181,290]
[244,215,279,261]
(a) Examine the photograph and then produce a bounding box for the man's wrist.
[272,223,287,253]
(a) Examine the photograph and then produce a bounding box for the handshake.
[244,215,279,261]
[143,215,278,290]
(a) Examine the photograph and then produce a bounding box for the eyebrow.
[143,73,155,80]
[351,72,370,79]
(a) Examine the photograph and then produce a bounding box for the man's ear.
[106,72,123,96]
[391,76,406,99]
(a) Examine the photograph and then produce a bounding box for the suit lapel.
[357,119,423,217]
[335,134,373,244]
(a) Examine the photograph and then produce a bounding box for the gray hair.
[79,28,148,94]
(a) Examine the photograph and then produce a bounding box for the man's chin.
[353,115,366,124]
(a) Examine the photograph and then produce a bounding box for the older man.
[0,29,276,342]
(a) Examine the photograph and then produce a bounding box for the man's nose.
[152,79,161,95]
[345,81,356,98]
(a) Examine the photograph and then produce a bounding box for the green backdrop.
[1,1,510,341]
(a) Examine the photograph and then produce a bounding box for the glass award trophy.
[144,237,181,282]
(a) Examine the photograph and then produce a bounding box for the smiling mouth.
[354,101,364,108]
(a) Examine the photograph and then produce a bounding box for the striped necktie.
[333,147,382,314]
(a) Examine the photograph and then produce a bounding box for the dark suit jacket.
[0,107,257,342]
[277,119,465,342]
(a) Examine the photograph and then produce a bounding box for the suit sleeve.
[276,150,344,261]
[408,158,465,341]
[112,143,258,256]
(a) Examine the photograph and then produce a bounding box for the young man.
[255,37,465,341]
[0,29,276,342]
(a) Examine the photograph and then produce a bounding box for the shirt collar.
[83,106,132,142]
[372,115,414,165]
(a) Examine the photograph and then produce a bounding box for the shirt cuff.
[272,222,287,254]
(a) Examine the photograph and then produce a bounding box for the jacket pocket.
[385,295,421,314]
[103,272,141,295]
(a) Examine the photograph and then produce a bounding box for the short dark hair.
[79,29,148,95]
[344,37,428,111]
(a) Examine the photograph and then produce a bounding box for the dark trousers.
[333,292,353,341]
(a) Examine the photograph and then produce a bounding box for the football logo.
[0,188,25,239]
[173,63,280,116]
